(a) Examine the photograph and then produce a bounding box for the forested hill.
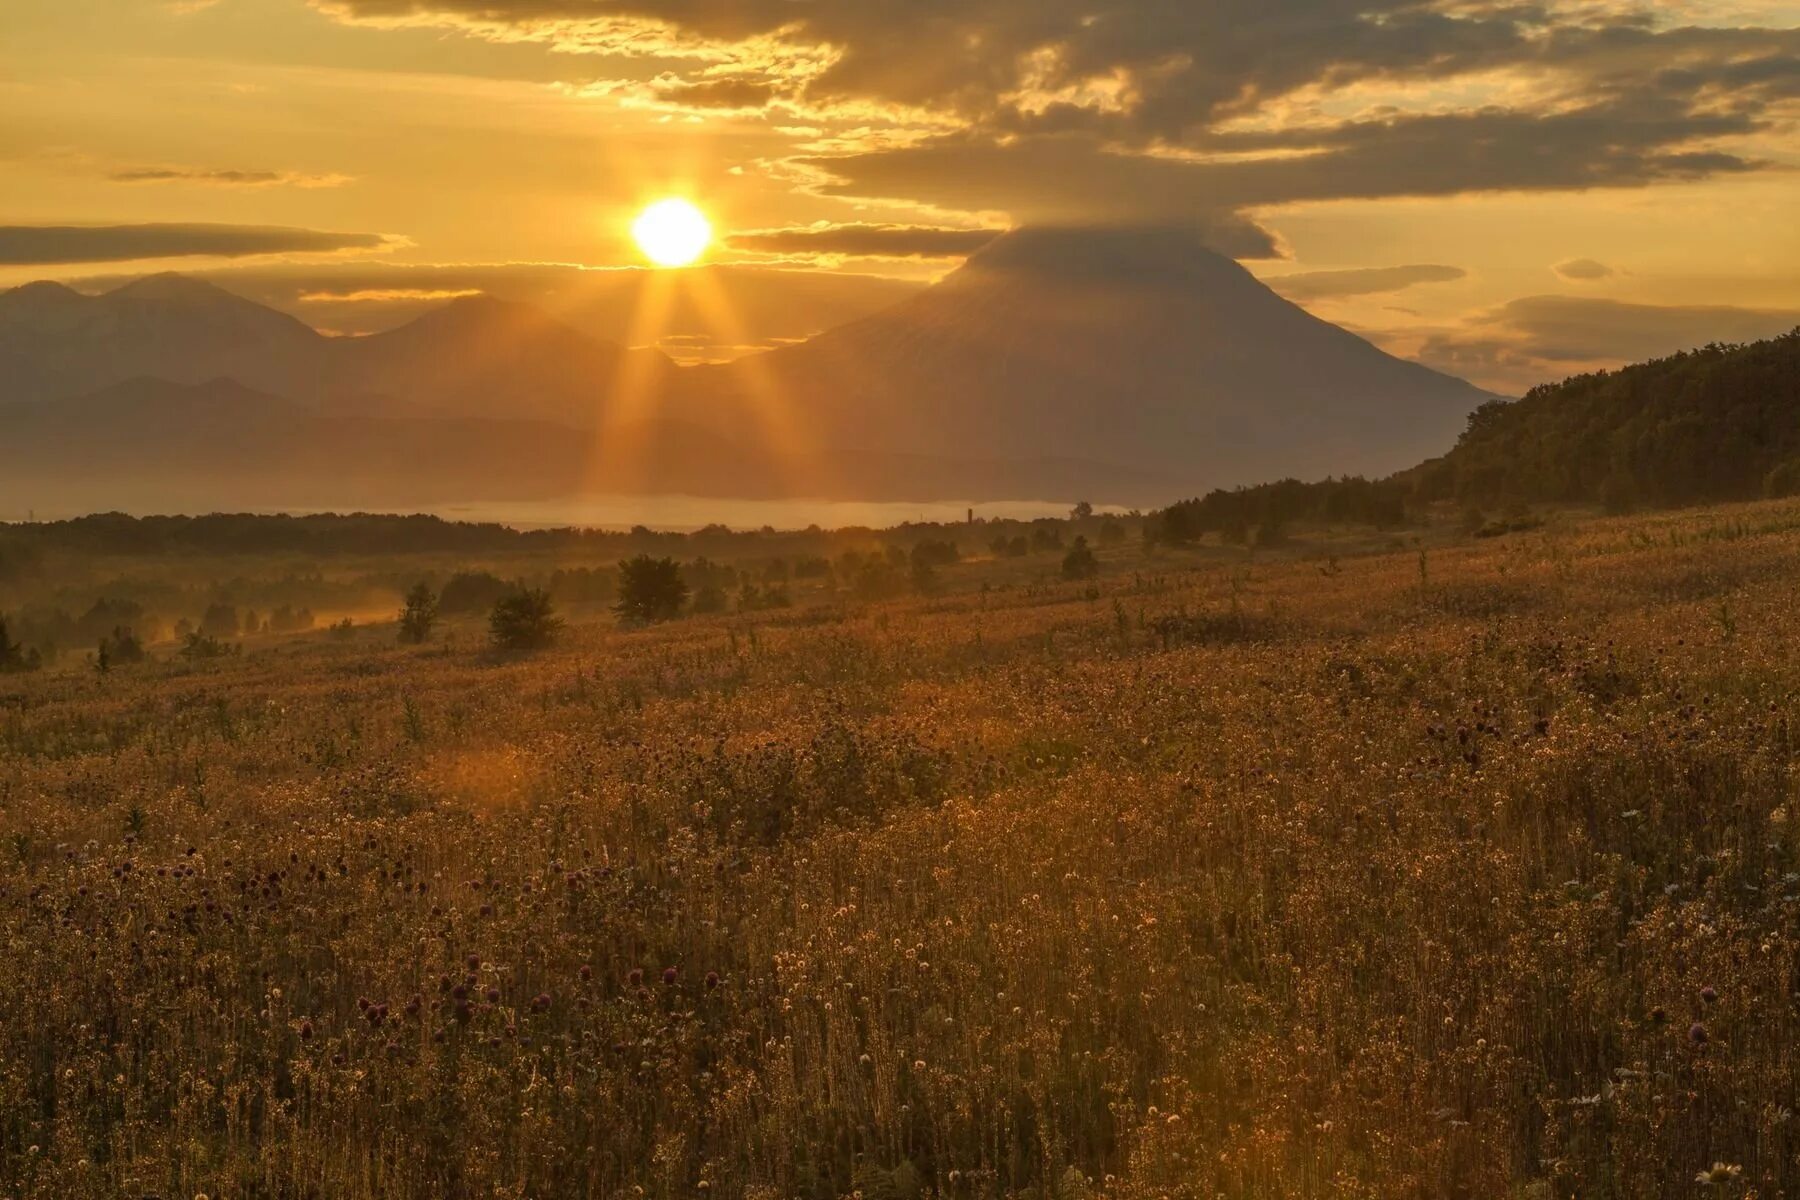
[1408,330,1800,509]
[1154,329,1800,540]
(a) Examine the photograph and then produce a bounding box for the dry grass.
[3,503,1800,1197]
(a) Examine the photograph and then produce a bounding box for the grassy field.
[3,502,1799,1198]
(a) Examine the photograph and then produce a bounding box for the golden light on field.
[631,198,712,268]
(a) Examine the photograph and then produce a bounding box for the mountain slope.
[0,274,322,402]
[671,227,1491,490]
[0,276,668,427]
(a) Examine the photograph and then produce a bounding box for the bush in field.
[0,616,39,673]
[269,604,315,633]
[1061,535,1098,580]
[200,601,240,639]
[911,539,960,568]
[439,570,511,615]
[397,582,439,644]
[490,588,563,650]
[96,626,146,671]
[179,629,233,660]
[1763,457,1800,498]
[691,584,727,615]
[614,555,688,625]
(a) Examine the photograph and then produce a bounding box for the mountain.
[0,274,321,403]
[0,231,1497,504]
[0,276,668,427]
[319,295,672,427]
[1403,329,1800,510]
[669,227,1492,490]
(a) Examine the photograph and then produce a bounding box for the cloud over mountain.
[1418,295,1800,392]
[0,223,392,266]
[728,224,1003,259]
[1267,265,1466,302]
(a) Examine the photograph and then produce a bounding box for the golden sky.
[3,0,1797,391]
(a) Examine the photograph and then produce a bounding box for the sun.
[632,198,712,268]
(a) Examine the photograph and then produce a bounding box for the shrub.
[1061,535,1099,580]
[397,583,439,645]
[614,556,688,625]
[200,601,240,639]
[490,589,563,650]
[691,584,727,615]
[179,630,234,660]
[0,616,38,673]
[1763,457,1800,499]
[440,571,511,615]
[98,626,146,669]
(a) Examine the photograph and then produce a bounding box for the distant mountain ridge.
[0,228,1494,507]
[0,273,667,428]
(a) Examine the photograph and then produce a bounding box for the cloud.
[0,224,395,266]
[1268,264,1465,302]
[109,167,355,189]
[307,0,1800,260]
[299,287,485,303]
[729,223,1003,259]
[648,76,782,112]
[800,90,1768,221]
[1553,258,1616,281]
[1416,294,1800,391]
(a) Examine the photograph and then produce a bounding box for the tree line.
[1151,329,1800,536]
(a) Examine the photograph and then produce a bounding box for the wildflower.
[579,964,592,981]
[1696,1162,1742,1185]
[467,953,481,969]
[299,1019,314,1041]
[1701,985,1718,1004]
[705,971,720,990]
[532,993,552,1012]
[662,967,678,986]
[1689,1022,1709,1045]
[627,968,643,987]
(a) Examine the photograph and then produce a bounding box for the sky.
[2,0,1797,391]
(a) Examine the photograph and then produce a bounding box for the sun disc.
[632,198,712,267]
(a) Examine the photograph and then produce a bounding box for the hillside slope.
[1408,330,1800,509]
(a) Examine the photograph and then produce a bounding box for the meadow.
[2,502,1798,1198]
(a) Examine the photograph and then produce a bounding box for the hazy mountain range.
[0,227,1492,511]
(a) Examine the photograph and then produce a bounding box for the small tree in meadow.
[490,589,562,651]
[614,556,688,625]
[1062,535,1099,581]
[397,583,439,645]
[0,617,33,673]
[98,626,146,670]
